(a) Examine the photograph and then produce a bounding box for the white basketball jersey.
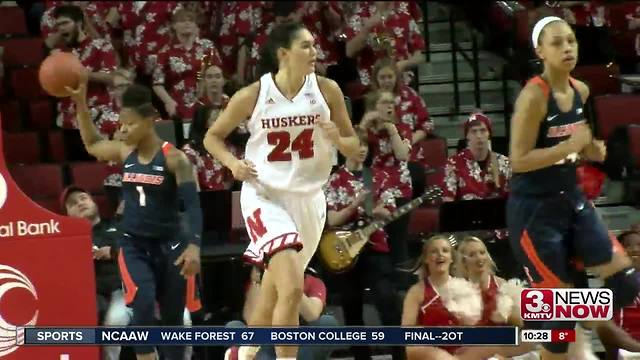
[244,73,334,193]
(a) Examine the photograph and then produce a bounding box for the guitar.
[318,187,443,273]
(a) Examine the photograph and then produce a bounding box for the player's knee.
[604,267,640,309]
[277,281,304,306]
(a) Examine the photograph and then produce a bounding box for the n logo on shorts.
[247,208,268,242]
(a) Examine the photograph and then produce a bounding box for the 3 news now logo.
[521,288,613,321]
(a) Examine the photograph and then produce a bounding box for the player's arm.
[66,72,131,163]
[510,83,590,173]
[318,76,360,159]
[166,147,202,278]
[597,320,640,352]
[166,147,202,247]
[204,83,259,179]
[573,80,606,162]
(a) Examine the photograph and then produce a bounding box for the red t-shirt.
[613,295,640,340]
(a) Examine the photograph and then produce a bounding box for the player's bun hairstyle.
[121,84,158,118]
[53,4,84,26]
[257,21,306,75]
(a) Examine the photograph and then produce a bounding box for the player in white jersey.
[204,22,359,359]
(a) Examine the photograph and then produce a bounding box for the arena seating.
[593,94,640,141]
[3,131,40,164]
[0,6,28,37]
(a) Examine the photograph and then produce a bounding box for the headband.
[531,16,563,48]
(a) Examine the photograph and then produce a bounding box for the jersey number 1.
[136,186,146,207]
[267,128,314,162]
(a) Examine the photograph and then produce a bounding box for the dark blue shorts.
[507,189,622,287]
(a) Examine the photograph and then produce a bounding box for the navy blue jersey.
[511,76,584,196]
[120,142,180,238]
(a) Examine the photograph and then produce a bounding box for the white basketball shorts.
[240,181,326,270]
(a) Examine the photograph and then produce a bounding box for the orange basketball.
[38,51,85,98]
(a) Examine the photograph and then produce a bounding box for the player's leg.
[155,240,189,360]
[117,236,158,360]
[573,197,639,309]
[267,249,305,358]
[239,183,306,359]
[103,289,132,360]
[507,195,576,359]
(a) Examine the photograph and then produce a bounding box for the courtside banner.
[21,327,519,346]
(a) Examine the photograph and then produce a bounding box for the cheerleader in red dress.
[454,236,537,359]
[401,235,483,360]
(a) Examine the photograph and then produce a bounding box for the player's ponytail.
[257,21,306,75]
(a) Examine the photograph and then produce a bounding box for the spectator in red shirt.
[41,1,113,48]
[371,57,433,198]
[323,136,402,360]
[345,1,426,89]
[225,267,338,360]
[153,8,222,122]
[357,89,413,288]
[372,58,433,163]
[440,112,511,202]
[53,5,119,138]
[107,1,178,77]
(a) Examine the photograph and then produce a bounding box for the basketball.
[38,51,85,98]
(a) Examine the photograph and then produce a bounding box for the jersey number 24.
[267,128,314,162]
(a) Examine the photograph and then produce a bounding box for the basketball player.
[508,16,640,360]
[204,21,359,359]
[66,73,202,360]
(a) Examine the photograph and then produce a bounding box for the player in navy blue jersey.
[67,73,202,360]
[508,16,640,360]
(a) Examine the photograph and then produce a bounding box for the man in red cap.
[440,111,511,202]
[60,185,131,360]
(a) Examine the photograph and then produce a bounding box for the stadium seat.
[35,197,62,214]
[10,67,46,99]
[0,6,28,37]
[3,131,40,164]
[0,100,22,132]
[593,94,640,141]
[9,163,63,198]
[229,191,248,243]
[415,137,448,170]
[92,194,115,219]
[407,206,440,236]
[27,99,54,130]
[69,161,110,194]
[47,130,66,162]
[571,64,620,97]
[0,38,44,67]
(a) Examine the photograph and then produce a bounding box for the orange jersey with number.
[244,73,334,193]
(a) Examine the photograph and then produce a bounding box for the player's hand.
[174,243,201,279]
[581,139,607,162]
[567,122,593,153]
[372,203,391,220]
[93,246,112,260]
[318,120,340,143]
[164,99,178,117]
[64,69,89,104]
[230,159,258,181]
